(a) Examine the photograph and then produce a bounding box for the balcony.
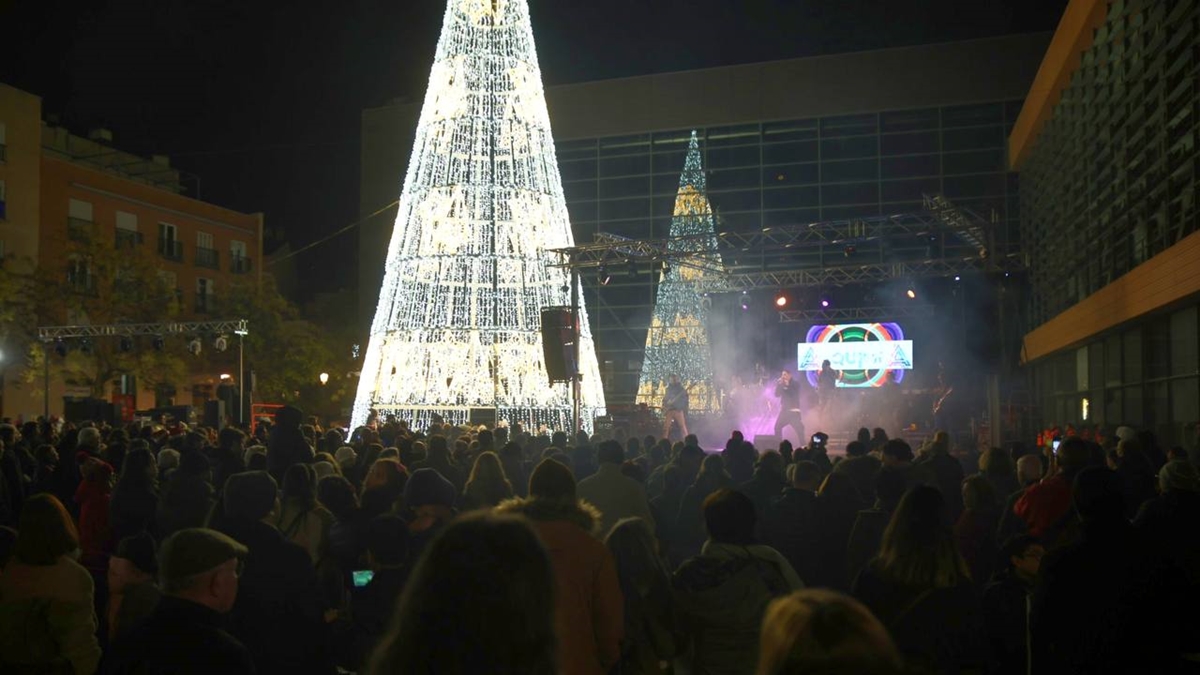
[230,255,253,274]
[195,246,220,270]
[195,292,214,314]
[115,229,144,249]
[68,217,96,242]
[158,238,184,262]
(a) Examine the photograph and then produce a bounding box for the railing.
[115,229,143,249]
[194,292,214,314]
[158,238,184,261]
[230,255,253,274]
[195,246,220,269]
[68,217,96,242]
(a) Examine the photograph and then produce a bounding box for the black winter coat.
[760,488,820,586]
[981,569,1031,675]
[99,595,255,675]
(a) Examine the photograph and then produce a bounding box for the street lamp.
[319,372,329,385]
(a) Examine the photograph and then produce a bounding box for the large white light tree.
[351,0,605,430]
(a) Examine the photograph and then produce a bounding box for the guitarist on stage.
[662,374,690,440]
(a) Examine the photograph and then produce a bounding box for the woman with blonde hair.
[852,485,985,674]
[758,589,900,675]
[460,451,513,511]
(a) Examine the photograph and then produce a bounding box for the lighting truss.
[37,319,249,341]
[923,193,990,257]
[697,253,1025,292]
[777,304,936,323]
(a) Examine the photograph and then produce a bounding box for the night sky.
[0,0,1066,299]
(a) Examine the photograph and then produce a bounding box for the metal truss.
[699,253,1025,292]
[923,194,989,257]
[37,319,249,341]
[776,304,937,323]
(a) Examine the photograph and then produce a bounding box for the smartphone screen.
[811,435,820,444]
[352,570,374,588]
[1052,439,1061,454]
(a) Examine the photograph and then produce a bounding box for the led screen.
[799,322,912,388]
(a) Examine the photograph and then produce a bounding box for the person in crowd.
[676,453,734,559]
[155,449,214,540]
[833,440,881,505]
[360,458,408,520]
[216,471,330,675]
[852,485,985,674]
[793,433,833,476]
[879,438,920,488]
[1135,459,1200,572]
[109,448,159,543]
[34,444,74,507]
[156,448,180,484]
[76,458,115,567]
[845,466,908,589]
[335,445,357,478]
[267,405,315,481]
[400,467,457,562]
[460,451,514,511]
[955,475,1000,589]
[0,494,102,675]
[725,441,758,485]
[869,428,890,454]
[650,465,689,567]
[648,440,704,499]
[578,440,656,537]
[347,515,411,670]
[995,454,1043,546]
[977,447,1020,500]
[915,431,965,520]
[673,488,802,675]
[1031,467,1184,673]
[981,535,1043,675]
[213,428,247,492]
[761,461,822,588]
[495,441,527,498]
[1014,437,1090,543]
[277,463,334,566]
[496,458,623,675]
[413,434,463,491]
[756,589,902,675]
[105,533,160,642]
[99,528,253,674]
[605,517,677,674]
[367,513,558,675]
[319,475,368,590]
[1114,436,1157,519]
[0,524,16,570]
[738,451,788,522]
[809,472,863,591]
[0,435,26,526]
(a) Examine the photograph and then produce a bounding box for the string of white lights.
[351,0,606,431]
[636,131,724,413]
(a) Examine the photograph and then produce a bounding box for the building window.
[196,277,214,314]
[158,222,182,261]
[230,240,251,274]
[115,211,142,248]
[68,198,94,242]
[67,257,95,295]
[195,231,219,269]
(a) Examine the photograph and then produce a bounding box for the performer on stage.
[773,370,805,444]
[817,360,839,408]
[663,374,690,440]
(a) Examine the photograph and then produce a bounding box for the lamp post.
[319,372,329,386]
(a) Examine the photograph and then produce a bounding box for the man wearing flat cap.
[99,528,254,674]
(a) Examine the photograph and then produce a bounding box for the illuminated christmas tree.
[350,0,605,430]
[636,131,723,413]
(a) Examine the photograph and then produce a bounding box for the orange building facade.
[0,82,264,420]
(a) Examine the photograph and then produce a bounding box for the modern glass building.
[361,33,1050,409]
[1015,0,1200,446]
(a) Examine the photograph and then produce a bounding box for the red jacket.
[76,478,113,560]
[1013,474,1072,538]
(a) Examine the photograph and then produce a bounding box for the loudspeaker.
[540,307,578,383]
[204,400,226,428]
[63,397,115,425]
[469,408,497,428]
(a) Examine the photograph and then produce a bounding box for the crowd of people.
[0,410,1198,674]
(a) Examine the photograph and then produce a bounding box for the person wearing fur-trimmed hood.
[495,458,624,675]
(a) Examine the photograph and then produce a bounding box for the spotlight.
[119,336,134,352]
[187,337,203,356]
[843,244,856,258]
[906,288,916,299]
[954,275,961,282]
[774,290,789,309]
[152,335,165,351]
[213,335,229,352]
[54,339,68,357]
[79,338,94,355]
[740,291,750,311]
[598,266,610,286]
[820,299,830,308]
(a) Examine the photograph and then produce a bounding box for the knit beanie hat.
[334,446,357,464]
[1160,460,1199,493]
[403,468,457,509]
[1115,426,1137,443]
[157,448,181,472]
[223,471,278,521]
[313,461,336,481]
[529,458,577,501]
[115,532,159,575]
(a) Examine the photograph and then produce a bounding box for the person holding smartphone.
[774,370,806,446]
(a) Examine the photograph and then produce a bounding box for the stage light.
[774,290,789,308]
[152,335,165,351]
[213,335,229,352]
[119,336,134,352]
[820,297,830,308]
[906,288,917,299]
[187,337,203,356]
[954,275,961,282]
[741,291,751,311]
[598,266,610,286]
[54,339,68,357]
[843,244,856,257]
